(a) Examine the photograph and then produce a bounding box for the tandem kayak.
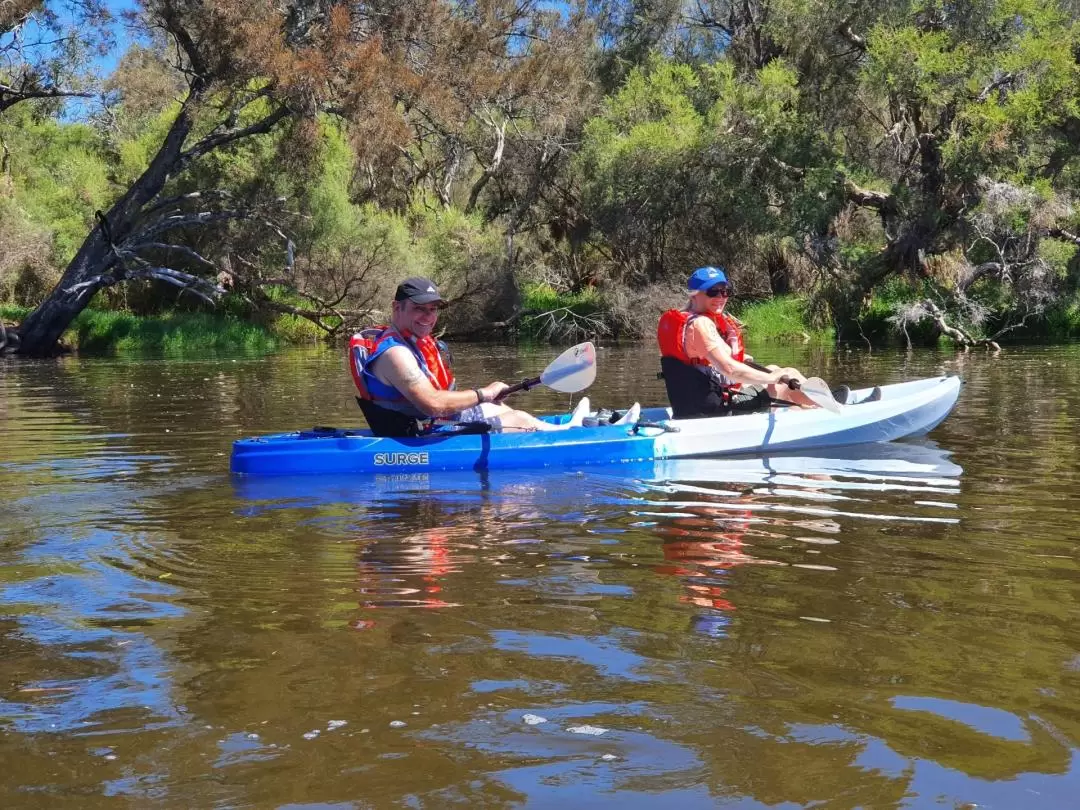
[230,375,961,476]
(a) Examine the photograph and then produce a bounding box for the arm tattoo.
[398,365,425,386]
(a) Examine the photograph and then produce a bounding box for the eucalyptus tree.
[808,0,1080,339]
[11,0,593,355]
[577,0,1080,341]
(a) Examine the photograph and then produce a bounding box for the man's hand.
[484,381,511,402]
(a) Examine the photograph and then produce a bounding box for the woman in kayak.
[350,277,589,436]
[657,266,822,418]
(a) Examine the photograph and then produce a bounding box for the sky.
[2,0,142,80]
[1,0,144,119]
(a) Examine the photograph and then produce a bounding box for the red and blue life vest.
[349,326,455,415]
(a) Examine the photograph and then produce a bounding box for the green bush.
[1,304,30,323]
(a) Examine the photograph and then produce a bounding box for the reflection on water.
[2,345,1080,807]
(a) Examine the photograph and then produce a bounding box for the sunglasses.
[704,284,733,298]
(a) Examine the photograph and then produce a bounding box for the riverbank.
[6,290,1078,355]
[2,295,836,355]
[1,306,285,356]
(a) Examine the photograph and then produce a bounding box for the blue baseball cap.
[687,266,728,292]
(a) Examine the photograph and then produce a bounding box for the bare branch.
[957,261,1004,293]
[130,241,218,269]
[139,189,237,220]
[1047,227,1080,247]
[976,72,1016,103]
[837,19,866,52]
[0,80,93,113]
[899,299,1002,352]
[178,105,292,166]
[841,175,895,211]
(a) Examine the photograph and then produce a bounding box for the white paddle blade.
[540,342,597,393]
[801,377,843,414]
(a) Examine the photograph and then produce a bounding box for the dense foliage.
[4,0,1080,353]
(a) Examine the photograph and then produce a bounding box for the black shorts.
[727,385,772,413]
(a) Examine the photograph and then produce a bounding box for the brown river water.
[1,341,1078,808]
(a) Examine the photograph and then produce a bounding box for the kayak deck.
[230,376,961,476]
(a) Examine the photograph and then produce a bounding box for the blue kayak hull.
[230,376,962,476]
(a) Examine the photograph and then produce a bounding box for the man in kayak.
[350,277,589,436]
[657,266,823,418]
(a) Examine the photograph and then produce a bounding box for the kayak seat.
[355,397,491,436]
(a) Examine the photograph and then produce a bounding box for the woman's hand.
[769,367,807,387]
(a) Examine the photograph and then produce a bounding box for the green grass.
[69,310,280,355]
[3,303,319,355]
[733,296,833,342]
[518,283,606,340]
[1,304,30,322]
[521,283,603,315]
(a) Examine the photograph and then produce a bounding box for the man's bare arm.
[376,346,506,417]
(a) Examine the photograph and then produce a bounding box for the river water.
[1,341,1078,808]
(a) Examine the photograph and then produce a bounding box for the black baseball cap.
[394,277,446,306]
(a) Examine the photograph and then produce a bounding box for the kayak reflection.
[630,441,963,637]
[231,440,963,505]
[231,440,963,633]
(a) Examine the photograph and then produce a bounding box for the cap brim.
[408,294,447,306]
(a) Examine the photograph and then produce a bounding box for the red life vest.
[657,309,745,366]
[349,326,455,402]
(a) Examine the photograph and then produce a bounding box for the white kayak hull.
[648,376,962,459]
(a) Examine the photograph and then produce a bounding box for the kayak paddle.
[498,342,597,399]
[745,360,842,414]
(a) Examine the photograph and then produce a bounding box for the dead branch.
[521,306,607,342]
[957,261,1004,293]
[178,106,292,167]
[131,241,218,269]
[0,79,93,113]
[1047,227,1080,247]
[916,298,1001,351]
[841,175,895,212]
[976,72,1016,103]
[837,19,867,51]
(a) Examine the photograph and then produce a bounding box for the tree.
[809,0,1080,334]
[10,0,596,355]
[10,0,411,355]
[1,0,110,114]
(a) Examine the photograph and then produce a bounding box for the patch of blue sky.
[2,0,145,120]
[891,695,1031,743]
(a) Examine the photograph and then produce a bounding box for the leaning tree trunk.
[15,89,200,356]
[14,232,114,355]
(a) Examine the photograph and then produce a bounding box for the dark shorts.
[727,385,772,413]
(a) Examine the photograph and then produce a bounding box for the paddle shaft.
[743,359,842,413]
[744,359,801,389]
[498,376,541,399]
